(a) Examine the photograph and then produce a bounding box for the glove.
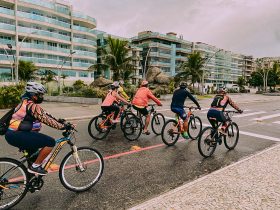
[238,110,243,114]
[198,106,201,110]
[62,122,74,130]
[58,118,66,124]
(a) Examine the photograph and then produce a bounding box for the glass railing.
[18,27,71,41]
[75,50,96,57]
[72,62,92,68]
[73,38,96,45]
[20,43,70,53]
[0,54,11,61]
[72,25,96,35]
[176,48,191,53]
[0,39,15,46]
[19,56,71,66]
[0,7,14,16]
[0,23,16,31]
[17,11,71,29]
[19,0,55,10]
[72,11,96,25]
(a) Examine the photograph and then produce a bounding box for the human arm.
[228,96,242,112]
[185,91,200,109]
[113,91,129,104]
[27,103,64,130]
[118,87,130,101]
[148,90,162,106]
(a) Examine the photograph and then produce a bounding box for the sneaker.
[142,130,151,135]
[112,119,120,123]
[28,165,48,176]
[182,132,189,140]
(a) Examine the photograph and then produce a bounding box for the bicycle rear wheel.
[120,112,134,132]
[88,115,111,140]
[188,116,202,140]
[161,119,180,146]
[224,122,239,150]
[198,127,217,158]
[123,116,142,141]
[151,113,165,135]
[59,147,104,192]
[0,158,29,210]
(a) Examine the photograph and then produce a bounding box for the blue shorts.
[171,107,187,120]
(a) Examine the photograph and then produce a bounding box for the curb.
[130,143,280,209]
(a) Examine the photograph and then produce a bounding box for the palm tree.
[61,74,68,87]
[176,52,206,90]
[100,36,135,81]
[38,70,57,92]
[18,60,38,82]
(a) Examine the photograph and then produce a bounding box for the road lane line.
[253,113,280,121]
[233,111,266,118]
[273,121,280,124]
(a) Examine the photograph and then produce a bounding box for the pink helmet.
[141,80,148,86]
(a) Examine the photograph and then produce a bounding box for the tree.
[38,70,57,92]
[255,60,271,92]
[18,60,38,82]
[237,76,246,91]
[267,62,280,91]
[249,71,263,88]
[176,52,206,91]
[61,74,68,87]
[99,36,135,81]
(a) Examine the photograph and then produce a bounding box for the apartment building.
[256,57,280,69]
[193,42,254,87]
[0,0,97,82]
[96,30,142,84]
[131,31,192,76]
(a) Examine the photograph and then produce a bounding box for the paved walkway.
[130,143,280,210]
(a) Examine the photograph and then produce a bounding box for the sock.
[32,163,41,168]
[183,131,188,136]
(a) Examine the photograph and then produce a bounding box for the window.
[34,40,44,45]
[47,42,57,47]
[62,70,76,77]
[78,71,88,77]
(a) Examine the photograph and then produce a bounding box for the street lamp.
[3,45,14,82]
[201,49,222,94]
[15,31,38,83]
[7,44,16,83]
[58,50,76,95]
[143,47,151,79]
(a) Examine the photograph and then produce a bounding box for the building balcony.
[17,11,71,29]
[72,11,96,26]
[0,23,16,32]
[20,43,70,54]
[74,50,97,57]
[176,48,191,53]
[0,39,15,46]
[19,56,71,66]
[0,7,15,16]
[72,62,92,68]
[73,37,96,46]
[72,25,96,35]
[18,27,71,41]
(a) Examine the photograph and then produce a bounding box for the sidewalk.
[130,143,280,210]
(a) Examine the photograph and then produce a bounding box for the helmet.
[25,82,47,94]
[179,81,187,88]
[141,80,148,87]
[119,80,124,85]
[111,81,119,89]
[218,86,227,94]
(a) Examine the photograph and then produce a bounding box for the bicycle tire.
[188,116,202,140]
[161,119,180,146]
[151,113,165,135]
[123,115,142,141]
[88,115,111,140]
[224,122,239,150]
[198,127,217,158]
[120,112,134,132]
[59,147,104,192]
[0,158,29,210]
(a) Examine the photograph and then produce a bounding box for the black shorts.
[132,105,149,116]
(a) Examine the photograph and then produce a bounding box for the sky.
[69,0,280,58]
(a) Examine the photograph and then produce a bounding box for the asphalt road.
[1,95,279,209]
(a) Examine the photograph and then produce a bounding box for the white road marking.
[253,113,280,121]
[273,121,280,124]
[233,111,266,118]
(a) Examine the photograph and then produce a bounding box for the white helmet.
[25,82,47,94]
[119,80,124,85]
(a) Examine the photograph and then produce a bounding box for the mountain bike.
[88,103,132,140]
[161,106,202,146]
[0,123,104,210]
[123,104,165,141]
[198,110,240,158]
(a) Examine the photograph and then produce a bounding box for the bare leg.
[183,119,188,132]
[144,114,151,132]
[34,147,53,165]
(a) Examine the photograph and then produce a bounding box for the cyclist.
[5,82,69,176]
[171,81,201,139]
[132,80,162,135]
[118,80,130,101]
[101,81,129,124]
[207,87,243,135]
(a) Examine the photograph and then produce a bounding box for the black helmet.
[218,86,227,94]
[179,81,187,88]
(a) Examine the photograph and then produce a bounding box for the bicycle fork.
[72,146,85,172]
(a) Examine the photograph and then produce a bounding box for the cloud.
[69,0,279,57]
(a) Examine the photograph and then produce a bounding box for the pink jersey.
[102,90,117,106]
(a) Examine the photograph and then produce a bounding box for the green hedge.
[0,85,25,109]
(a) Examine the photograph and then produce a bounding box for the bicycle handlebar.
[224,110,240,114]
[184,106,200,110]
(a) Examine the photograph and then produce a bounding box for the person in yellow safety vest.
[118,80,130,101]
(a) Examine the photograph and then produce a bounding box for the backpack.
[0,107,15,135]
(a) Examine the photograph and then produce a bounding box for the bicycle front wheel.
[88,115,111,140]
[161,119,180,146]
[120,112,134,133]
[188,116,202,140]
[0,158,29,210]
[224,122,239,150]
[198,127,217,158]
[151,113,165,135]
[59,147,104,192]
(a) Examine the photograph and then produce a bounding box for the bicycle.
[0,123,104,210]
[123,104,165,141]
[88,103,133,140]
[198,110,240,158]
[161,106,202,146]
